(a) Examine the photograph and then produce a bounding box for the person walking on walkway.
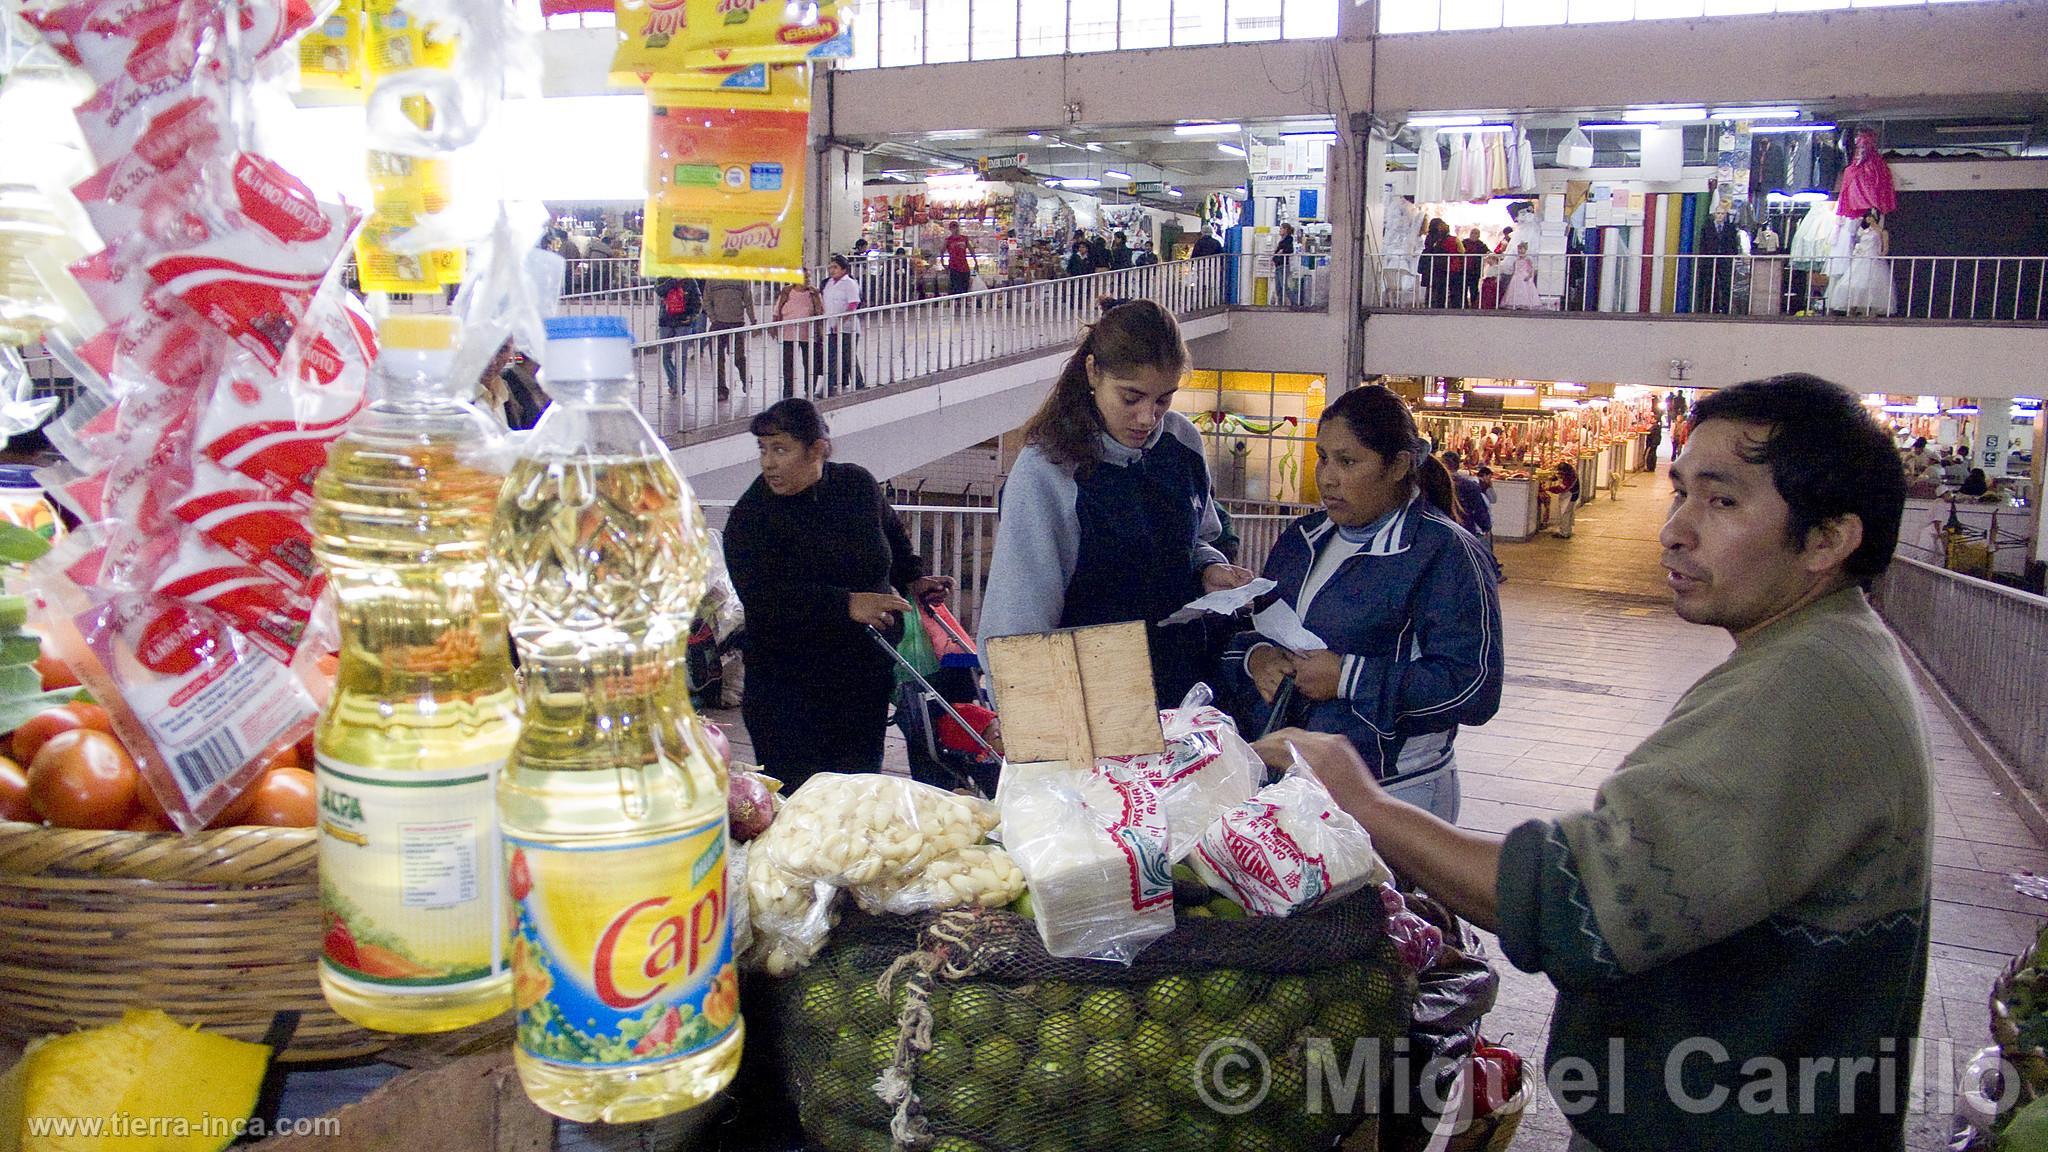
[943,221,975,296]
[703,278,754,403]
[821,254,865,395]
[654,276,703,396]
[1644,417,1664,473]
[771,280,825,399]
[1260,372,1925,1152]
[1223,388,1503,822]
[980,299,1254,707]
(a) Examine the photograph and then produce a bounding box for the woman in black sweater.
[723,400,950,784]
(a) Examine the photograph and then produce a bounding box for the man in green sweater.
[1262,373,1928,1150]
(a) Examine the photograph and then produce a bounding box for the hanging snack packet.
[641,66,808,284]
[194,298,374,507]
[611,0,852,79]
[32,531,319,833]
[171,462,327,601]
[147,156,357,373]
[149,529,317,664]
[298,0,366,91]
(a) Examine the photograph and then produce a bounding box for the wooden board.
[984,621,1164,765]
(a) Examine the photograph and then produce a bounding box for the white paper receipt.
[1252,599,1328,653]
[1160,578,1277,626]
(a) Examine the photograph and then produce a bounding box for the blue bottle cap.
[544,316,632,342]
[0,466,39,489]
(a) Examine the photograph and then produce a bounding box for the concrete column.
[1974,397,2014,480]
[1323,120,1369,397]
[810,143,866,265]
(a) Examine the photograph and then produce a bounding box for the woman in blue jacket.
[1223,385,1503,820]
[980,299,1253,707]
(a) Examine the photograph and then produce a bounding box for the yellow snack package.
[364,0,460,80]
[640,65,810,284]
[299,0,365,92]
[612,0,853,80]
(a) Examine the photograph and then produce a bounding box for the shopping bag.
[894,608,941,684]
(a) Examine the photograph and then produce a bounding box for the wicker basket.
[0,819,389,1062]
[1444,1063,1535,1152]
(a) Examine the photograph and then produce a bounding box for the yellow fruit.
[1,1008,272,1152]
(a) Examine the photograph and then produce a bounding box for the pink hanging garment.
[1835,128,1898,217]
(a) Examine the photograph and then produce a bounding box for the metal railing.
[624,256,1231,439]
[558,255,920,314]
[1873,555,2048,787]
[698,496,1307,638]
[1373,252,2048,323]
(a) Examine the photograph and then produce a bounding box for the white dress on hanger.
[1827,223,1895,315]
[1461,133,1488,199]
[1416,130,1443,205]
[1443,133,1465,203]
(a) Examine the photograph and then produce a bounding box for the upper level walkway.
[562,257,1235,499]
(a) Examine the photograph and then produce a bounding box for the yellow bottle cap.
[377,314,460,352]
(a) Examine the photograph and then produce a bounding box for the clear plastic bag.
[1099,683,1260,861]
[996,764,1175,963]
[846,844,1025,916]
[743,845,841,977]
[756,772,998,889]
[1186,771,1393,918]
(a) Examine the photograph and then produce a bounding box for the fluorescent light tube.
[1624,106,1706,123]
[1174,122,1244,136]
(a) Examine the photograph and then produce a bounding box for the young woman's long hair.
[1319,384,1460,523]
[1019,298,1188,477]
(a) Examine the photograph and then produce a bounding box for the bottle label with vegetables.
[507,818,738,1068]
[315,756,505,989]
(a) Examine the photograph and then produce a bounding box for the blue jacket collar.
[1300,491,1423,557]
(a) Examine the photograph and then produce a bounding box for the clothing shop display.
[1381,197,1426,300]
[1502,253,1540,308]
[1415,129,1444,204]
[1826,220,1895,315]
[1836,127,1898,218]
[1788,201,1840,272]
[1695,213,1741,314]
[1517,128,1538,194]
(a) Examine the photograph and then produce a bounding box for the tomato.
[241,766,316,827]
[10,703,115,765]
[0,755,33,823]
[33,647,80,691]
[122,809,175,833]
[27,730,140,829]
[200,745,302,828]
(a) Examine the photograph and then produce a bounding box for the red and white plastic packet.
[72,97,225,245]
[32,0,317,86]
[30,550,318,833]
[1187,773,1392,918]
[100,385,203,531]
[1100,702,1261,862]
[196,294,373,506]
[171,462,326,601]
[146,156,357,373]
[149,529,317,664]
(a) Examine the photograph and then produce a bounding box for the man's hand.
[1252,729,1384,811]
[849,591,912,628]
[907,575,955,607]
[1201,563,1256,593]
[1289,649,1344,701]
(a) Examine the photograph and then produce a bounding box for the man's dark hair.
[1689,373,1906,581]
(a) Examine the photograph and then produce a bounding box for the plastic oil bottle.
[489,316,740,1123]
[309,314,519,1033]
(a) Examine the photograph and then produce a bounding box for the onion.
[729,772,778,842]
[703,721,732,765]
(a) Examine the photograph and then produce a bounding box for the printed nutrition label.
[399,820,480,908]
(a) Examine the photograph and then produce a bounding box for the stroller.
[866,602,1002,799]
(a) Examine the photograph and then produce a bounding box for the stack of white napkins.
[998,763,1175,963]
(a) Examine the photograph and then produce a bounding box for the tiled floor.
[715,457,2048,1151]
